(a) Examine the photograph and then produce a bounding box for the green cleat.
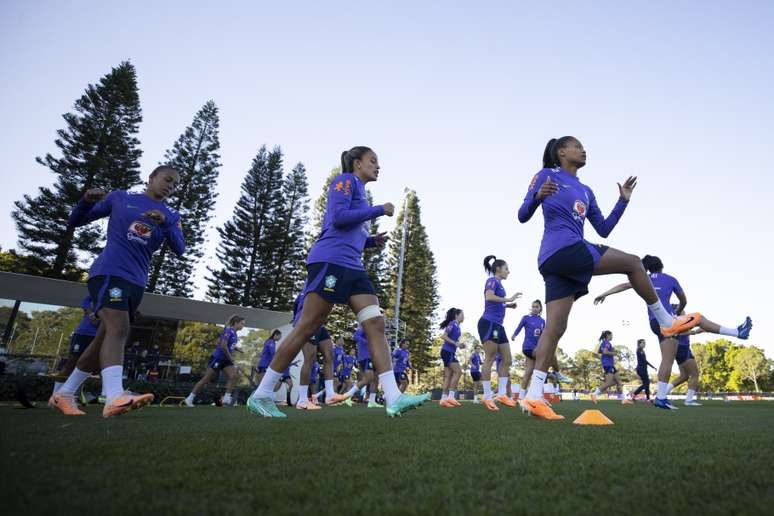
[344,398,353,407]
[367,401,384,408]
[246,397,287,418]
[386,393,431,418]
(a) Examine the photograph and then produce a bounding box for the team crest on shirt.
[324,275,338,291]
[127,220,153,244]
[334,179,352,195]
[109,287,123,301]
[534,328,542,337]
[572,200,587,222]
[493,330,499,339]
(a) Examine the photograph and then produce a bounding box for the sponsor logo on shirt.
[127,220,153,245]
[109,287,123,302]
[324,275,338,291]
[493,329,499,339]
[572,199,587,222]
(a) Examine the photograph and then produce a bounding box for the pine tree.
[11,61,142,279]
[207,146,284,307]
[384,191,440,372]
[363,190,389,302]
[265,163,310,310]
[146,101,221,297]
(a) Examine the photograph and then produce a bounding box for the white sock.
[251,367,282,400]
[368,392,377,403]
[519,386,526,399]
[526,370,547,400]
[649,301,675,328]
[378,371,402,406]
[473,392,479,400]
[449,390,456,400]
[101,365,124,402]
[298,385,309,404]
[441,392,448,400]
[719,326,737,337]
[59,368,91,395]
[497,377,508,396]
[53,381,64,395]
[666,383,675,395]
[593,387,601,396]
[325,379,335,398]
[223,393,232,404]
[185,393,195,403]
[686,389,695,402]
[657,381,668,399]
[482,380,492,400]
[345,385,358,398]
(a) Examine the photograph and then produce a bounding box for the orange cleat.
[449,398,462,407]
[328,393,351,404]
[295,400,321,410]
[309,397,319,406]
[495,394,517,408]
[102,392,154,418]
[49,393,86,416]
[524,398,565,420]
[622,399,634,405]
[439,398,456,408]
[661,313,702,337]
[483,398,500,412]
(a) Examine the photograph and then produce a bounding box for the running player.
[392,338,412,393]
[247,147,429,418]
[590,331,627,403]
[517,137,699,420]
[479,256,521,411]
[335,326,382,407]
[338,349,357,395]
[594,254,752,409]
[51,166,185,417]
[467,345,483,403]
[630,339,657,401]
[440,308,465,407]
[292,292,336,410]
[51,295,99,401]
[665,325,704,406]
[184,315,246,407]
[512,300,547,402]
[252,329,282,385]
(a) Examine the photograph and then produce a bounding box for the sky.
[1,1,773,362]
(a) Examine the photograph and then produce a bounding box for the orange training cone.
[573,409,614,426]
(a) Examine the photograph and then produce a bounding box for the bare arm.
[594,282,633,305]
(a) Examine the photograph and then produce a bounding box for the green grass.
[2,400,773,516]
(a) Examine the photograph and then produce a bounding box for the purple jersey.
[211,327,238,361]
[442,320,461,353]
[341,355,356,373]
[309,361,320,384]
[518,168,628,266]
[74,296,99,337]
[333,344,345,369]
[307,173,384,270]
[512,314,545,352]
[647,273,683,321]
[482,277,507,325]
[68,190,185,287]
[393,348,410,373]
[258,338,276,368]
[470,352,481,373]
[354,328,370,361]
[292,293,305,325]
[599,340,615,368]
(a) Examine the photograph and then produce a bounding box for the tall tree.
[146,100,222,297]
[384,191,440,371]
[730,346,769,392]
[207,146,284,307]
[265,163,310,310]
[12,61,142,279]
[568,349,601,391]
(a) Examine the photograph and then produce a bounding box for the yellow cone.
[573,409,614,425]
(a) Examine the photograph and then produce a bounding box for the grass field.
[2,400,773,515]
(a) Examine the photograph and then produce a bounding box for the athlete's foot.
[49,393,86,416]
[449,398,462,407]
[684,400,703,406]
[661,313,702,337]
[246,396,286,418]
[367,401,384,408]
[385,393,430,418]
[554,372,573,384]
[654,398,679,410]
[483,399,499,412]
[439,398,456,408]
[328,393,352,404]
[524,398,565,420]
[621,399,634,405]
[343,398,353,407]
[296,400,321,411]
[590,392,598,404]
[738,316,753,340]
[494,394,517,408]
[183,397,194,407]
[518,400,529,413]
[102,392,154,418]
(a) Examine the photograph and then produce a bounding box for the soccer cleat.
[621,399,634,405]
[684,400,703,406]
[661,313,702,337]
[449,398,462,407]
[385,393,431,418]
[328,393,352,404]
[295,399,321,410]
[49,393,86,416]
[738,317,753,340]
[494,394,517,408]
[183,397,194,407]
[343,398,353,407]
[367,401,384,409]
[524,398,565,420]
[439,398,456,408]
[654,398,679,410]
[554,371,574,384]
[98,396,107,405]
[102,392,154,418]
[247,396,287,418]
[590,392,598,404]
[483,399,499,412]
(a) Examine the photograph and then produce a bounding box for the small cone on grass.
[573,409,614,426]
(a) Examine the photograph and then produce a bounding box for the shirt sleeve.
[68,191,117,226]
[162,211,186,256]
[585,188,629,238]
[672,276,684,294]
[329,177,385,228]
[512,316,526,339]
[518,169,548,223]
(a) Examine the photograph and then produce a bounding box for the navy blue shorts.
[69,333,95,356]
[539,241,609,303]
[207,355,234,371]
[395,371,408,383]
[310,326,331,345]
[523,348,536,360]
[477,318,508,344]
[603,365,617,375]
[358,359,373,371]
[305,262,376,304]
[440,349,458,367]
[338,370,352,383]
[470,371,481,382]
[676,345,694,365]
[88,275,144,322]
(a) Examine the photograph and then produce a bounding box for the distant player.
[467,345,483,403]
[630,339,657,401]
[392,338,412,393]
[252,329,282,385]
[590,331,627,404]
[51,295,99,401]
[440,308,465,407]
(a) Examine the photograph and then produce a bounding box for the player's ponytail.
[641,255,664,274]
[269,329,282,340]
[542,136,577,169]
[440,308,462,329]
[598,330,612,343]
[483,255,507,275]
[227,315,245,327]
[341,146,373,173]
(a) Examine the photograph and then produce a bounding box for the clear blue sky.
[1,1,772,360]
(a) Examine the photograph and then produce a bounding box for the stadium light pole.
[393,188,410,349]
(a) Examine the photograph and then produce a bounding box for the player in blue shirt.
[630,339,657,402]
[392,338,412,393]
[590,331,625,403]
[51,295,100,401]
[665,318,704,406]
[51,166,185,417]
[336,349,357,401]
[439,308,465,407]
[252,329,282,385]
[184,315,246,407]
[518,138,700,420]
[595,254,752,409]
[332,335,346,389]
[292,292,336,411]
[247,147,430,418]
[335,326,383,407]
[478,255,521,412]
[466,345,483,403]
